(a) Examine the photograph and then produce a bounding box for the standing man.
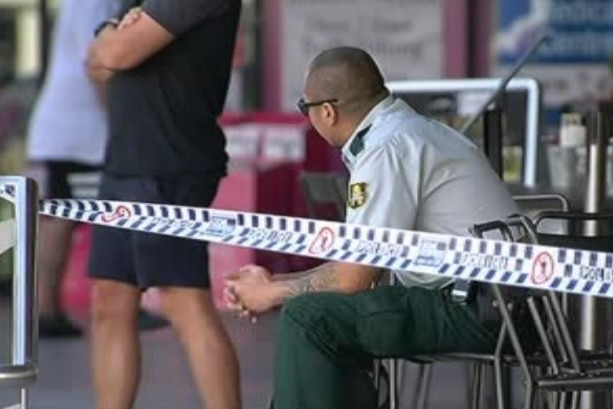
[225,47,518,409]
[88,1,242,409]
[26,0,119,338]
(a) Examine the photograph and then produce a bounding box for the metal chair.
[514,194,571,235]
[472,215,613,409]
[395,218,535,409]
[533,211,613,249]
[406,195,572,409]
[513,193,571,213]
[533,210,613,318]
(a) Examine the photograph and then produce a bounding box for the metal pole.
[0,177,38,392]
[580,110,612,409]
[12,178,38,370]
[21,388,28,409]
[483,106,504,178]
[460,33,549,135]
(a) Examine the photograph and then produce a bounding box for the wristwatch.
[94,18,119,37]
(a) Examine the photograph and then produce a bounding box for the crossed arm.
[86,6,174,105]
[87,6,173,86]
[88,0,229,73]
[89,8,173,72]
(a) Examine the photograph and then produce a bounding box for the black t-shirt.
[104,0,241,177]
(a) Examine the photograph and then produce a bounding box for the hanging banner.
[280,0,444,112]
[494,0,613,108]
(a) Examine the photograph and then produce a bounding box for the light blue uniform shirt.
[342,95,519,288]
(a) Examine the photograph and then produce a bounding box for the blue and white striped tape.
[39,198,613,300]
[1,180,612,300]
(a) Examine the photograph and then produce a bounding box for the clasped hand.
[223,264,278,321]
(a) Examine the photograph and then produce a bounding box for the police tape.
[0,179,612,300]
[33,197,613,300]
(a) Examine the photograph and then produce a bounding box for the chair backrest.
[513,193,570,235]
[513,193,570,214]
[299,171,348,221]
[532,210,613,353]
[469,216,544,378]
[534,210,613,244]
[471,216,595,379]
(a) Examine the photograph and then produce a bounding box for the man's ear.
[322,102,338,126]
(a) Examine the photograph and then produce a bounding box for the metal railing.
[386,77,542,187]
[0,177,39,408]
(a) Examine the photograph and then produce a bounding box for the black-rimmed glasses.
[296,97,338,116]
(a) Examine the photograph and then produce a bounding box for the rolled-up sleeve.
[345,145,417,230]
[141,0,229,35]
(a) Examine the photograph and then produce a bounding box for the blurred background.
[0,0,612,315]
[0,0,611,174]
[2,1,613,407]
[0,0,612,323]
[0,0,610,178]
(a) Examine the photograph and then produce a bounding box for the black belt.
[450,279,478,304]
[448,279,502,324]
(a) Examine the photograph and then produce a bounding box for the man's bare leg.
[91,279,142,409]
[37,216,75,316]
[159,287,241,409]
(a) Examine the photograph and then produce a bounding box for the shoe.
[138,309,169,331]
[39,314,83,339]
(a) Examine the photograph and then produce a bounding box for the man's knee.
[90,279,140,324]
[280,292,341,331]
[157,287,217,326]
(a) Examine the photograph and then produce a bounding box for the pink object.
[61,224,93,312]
[209,160,296,309]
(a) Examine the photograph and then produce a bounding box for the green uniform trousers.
[273,285,497,409]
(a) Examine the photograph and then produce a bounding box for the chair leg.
[552,391,562,409]
[21,389,28,409]
[570,391,580,409]
[410,363,425,409]
[412,363,433,409]
[471,363,484,409]
[388,359,397,409]
[523,381,536,409]
[494,358,507,409]
[373,360,389,409]
[373,360,381,390]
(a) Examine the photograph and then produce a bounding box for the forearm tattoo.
[286,263,339,297]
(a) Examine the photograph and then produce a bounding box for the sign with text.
[494,0,613,107]
[280,0,443,112]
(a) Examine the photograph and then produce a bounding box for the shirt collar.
[341,95,395,166]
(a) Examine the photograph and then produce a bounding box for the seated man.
[225,46,518,409]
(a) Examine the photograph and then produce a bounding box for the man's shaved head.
[306,47,387,116]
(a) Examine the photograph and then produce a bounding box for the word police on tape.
[1,180,612,300]
[41,198,613,300]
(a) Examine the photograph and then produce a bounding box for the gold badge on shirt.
[348,182,368,209]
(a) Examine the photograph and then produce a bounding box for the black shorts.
[88,174,221,289]
[28,161,102,198]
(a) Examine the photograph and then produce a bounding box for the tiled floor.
[1,299,523,409]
